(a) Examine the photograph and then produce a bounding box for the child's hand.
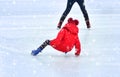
[75,52,80,56]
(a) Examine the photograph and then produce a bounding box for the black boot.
[57,21,63,29]
[85,20,91,28]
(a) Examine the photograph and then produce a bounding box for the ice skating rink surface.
[0,0,120,77]
[0,14,120,77]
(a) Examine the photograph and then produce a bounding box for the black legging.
[39,40,50,49]
[59,0,89,22]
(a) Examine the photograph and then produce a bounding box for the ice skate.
[86,20,91,29]
[57,21,63,29]
[31,48,42,56]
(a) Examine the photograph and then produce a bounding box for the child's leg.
[31,40,50,56]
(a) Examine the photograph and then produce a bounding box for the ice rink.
[0,0,120,77]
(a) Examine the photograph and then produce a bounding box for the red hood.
[63,23,79,35]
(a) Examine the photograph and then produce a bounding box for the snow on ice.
[0,0,120,77]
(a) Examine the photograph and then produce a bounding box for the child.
[31,18,81,56]
[57,0,91,29]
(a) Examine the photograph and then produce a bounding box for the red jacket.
[50,22,81,55]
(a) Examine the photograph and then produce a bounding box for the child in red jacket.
[31,18,81,56]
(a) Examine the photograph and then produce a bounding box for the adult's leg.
[57,0,75,29]
[77,0,91,28]
[77,0,89,20]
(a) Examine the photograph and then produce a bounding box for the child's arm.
[75,37,81,56]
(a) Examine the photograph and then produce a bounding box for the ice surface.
[0,0,120,77]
